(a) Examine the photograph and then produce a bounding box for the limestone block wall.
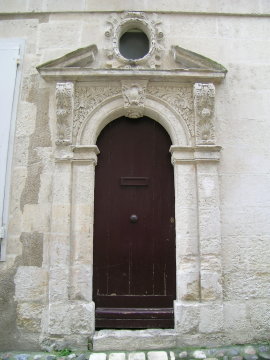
[0,0,269,351]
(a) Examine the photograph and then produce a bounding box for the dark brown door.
[93,116,176,329]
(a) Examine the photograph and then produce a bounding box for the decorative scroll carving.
[193,83,216,145]
[104,12,164,69]
[55,82,74,145]
[148,85,194,136]
[121,81,148,118]
[73,85,122,137]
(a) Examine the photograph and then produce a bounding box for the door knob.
[130,214,138,223]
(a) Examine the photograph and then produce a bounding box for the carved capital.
[194,83,215,145]
[55,82,74,146]
[121,80,148,118]
[72,145,100,165]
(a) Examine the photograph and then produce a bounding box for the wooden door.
[93,116,176,328]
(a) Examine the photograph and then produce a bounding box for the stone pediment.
[36,44,98,69]
[37,44,226,83]
[171,46,226,72]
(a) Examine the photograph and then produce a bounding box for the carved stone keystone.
[121,80,148,118]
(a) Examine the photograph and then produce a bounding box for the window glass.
[119,29,149,60]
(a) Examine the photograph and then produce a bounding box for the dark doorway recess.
[93,116,176,329]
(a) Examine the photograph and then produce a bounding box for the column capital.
[170,145,222,164]
[72,145,100,164]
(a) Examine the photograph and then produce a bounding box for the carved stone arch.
[78,95,190,146]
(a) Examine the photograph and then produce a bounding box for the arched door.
[93,116,176,328]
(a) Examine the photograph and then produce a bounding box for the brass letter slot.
[120,177,149,186]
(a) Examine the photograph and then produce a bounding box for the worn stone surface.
[0,345,270,360]
[0,1,270,351]
[93,330,177,351]
[20,232,43,267]
[147,352,168,360]
[128,353,145,360]
[20,87,52,211]
[89,354,106,360]
[0,260,21,350]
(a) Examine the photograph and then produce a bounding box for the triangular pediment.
[36,43,227,83]
[171,46,227,72]
[36,44,98,69]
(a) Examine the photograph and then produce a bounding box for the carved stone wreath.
[104,12,164,69]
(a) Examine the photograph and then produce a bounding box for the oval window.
[119,29,149,60]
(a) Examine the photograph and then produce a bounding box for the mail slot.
[120,177,149,186]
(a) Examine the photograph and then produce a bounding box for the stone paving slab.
[1,344,270,360]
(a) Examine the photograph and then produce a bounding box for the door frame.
[40,80,224,349]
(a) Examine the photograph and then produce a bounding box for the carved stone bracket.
[194,83,216,145]
[121,80,148,118]
[55,82,74,146]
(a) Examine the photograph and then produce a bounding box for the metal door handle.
[130,214,138,223]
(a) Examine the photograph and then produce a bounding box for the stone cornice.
[37,68,226,83]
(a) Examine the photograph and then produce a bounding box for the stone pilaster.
[70,146,99,305]
[195,146,223,302]
[170,146,200,302]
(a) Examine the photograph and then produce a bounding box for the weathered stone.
[93,330,176,351]
[89,354,107,360]
[231,356,243,360]
[46,356,57,360]
[20,232,43,267]
[179,352,188,359]
[1,3,270,352]
[209,349,225,357]
[199,304,224,333]
[33,355,42,360]
[244,347,257,356]
[14,266,47,303]
[243,356,258,360]
[147,352,168,360]
[68,355,77,360]
[193,351,207,359]
[108,354,125,360]
[1,353,12,360]
[174,302,200,333]
[169,352,175,360]
[15,355,30,360]
[226,349,240,356]
[77,355,87,360]
[258,353,270,360]
[128,353,145,360]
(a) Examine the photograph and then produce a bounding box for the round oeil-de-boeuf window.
[119,28,150,60]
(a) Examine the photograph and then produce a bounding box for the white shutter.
[0,41,22,259]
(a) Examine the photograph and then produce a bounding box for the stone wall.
[0,0,269,351]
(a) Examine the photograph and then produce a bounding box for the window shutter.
[0,41,22,259]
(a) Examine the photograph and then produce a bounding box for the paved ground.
[1,344,270,360]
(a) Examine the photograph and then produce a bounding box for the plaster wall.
[0,1,269,350]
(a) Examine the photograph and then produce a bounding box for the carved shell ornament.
[104,12,164,69]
